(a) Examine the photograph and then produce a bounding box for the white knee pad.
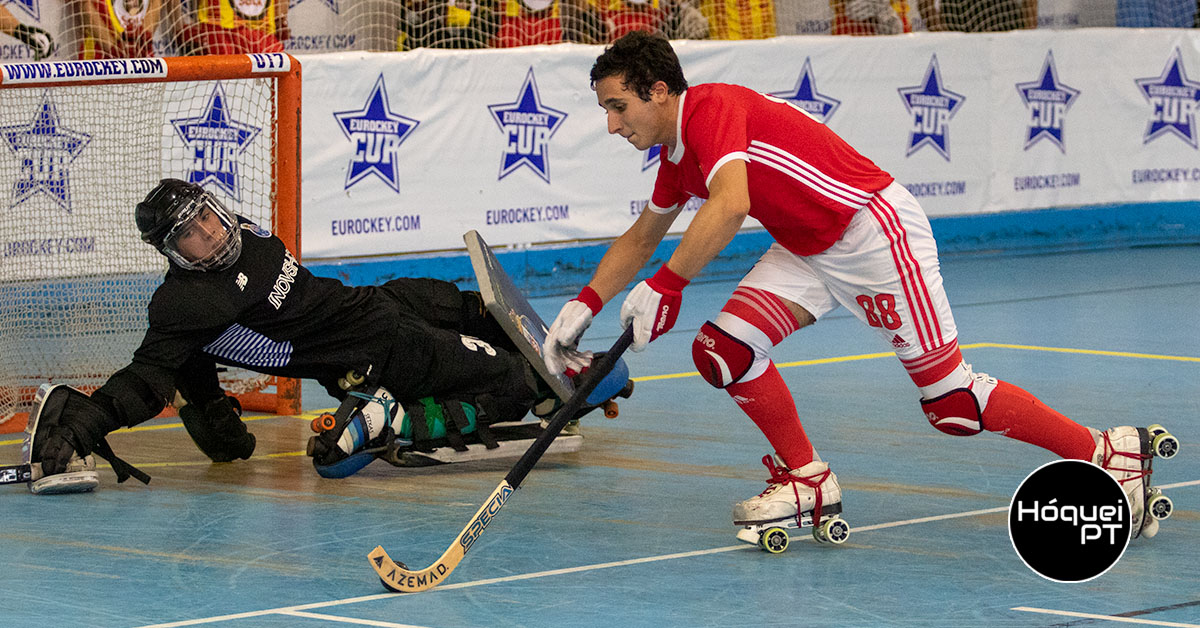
[919,364,998,436]
[691,314,772,388]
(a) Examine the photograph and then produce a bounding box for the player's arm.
[618,158,750,350]
[664,158,750,280]
[587,201,681,304]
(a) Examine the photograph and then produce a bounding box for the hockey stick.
[369,326,635,593]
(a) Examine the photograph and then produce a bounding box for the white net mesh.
[0,1,1191,64]
[0,75,280,426]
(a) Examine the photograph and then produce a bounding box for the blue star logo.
[334,75,420,192]
[1135,48,1200,148]
[288,0,339,14]
[171,83,261,201]
[1,91,91,211]
[488,68,567,183]
[898,55,965,160]
[642,144,661,171]
[7,0,38,20]
[769,57,841,123]
[1016,51,1080,152]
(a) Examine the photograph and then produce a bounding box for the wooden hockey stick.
[369,326,634,593]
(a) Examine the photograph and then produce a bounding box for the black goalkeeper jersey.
[94,219,529,427]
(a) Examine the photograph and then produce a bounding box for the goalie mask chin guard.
[136,179,243,272]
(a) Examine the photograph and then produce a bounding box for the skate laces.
[760,454,830,528]
[1100,431,1151,486]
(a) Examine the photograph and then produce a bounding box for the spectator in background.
[832,0,907,35]
[72,0,161,59]
[602,0,665,40]
[175,0,290,55]
[562,0,607,43]
[0,3,54,59]
[700,0,775,39]
[1116,0,1196,27]
[399,0,497,49]
[663,0,709,39]
[918,0,1035,31]
[492,0,564,47]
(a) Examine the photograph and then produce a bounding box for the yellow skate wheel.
[1148,491,1173,521]
[1147,423,1166,436]
[1152,432,1179,459]
[814,518,851,545]
[339,370,365,390]
[760,527,789,554]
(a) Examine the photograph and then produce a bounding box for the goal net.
[0,54,301,431]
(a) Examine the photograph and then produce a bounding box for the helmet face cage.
[160,192,243,272]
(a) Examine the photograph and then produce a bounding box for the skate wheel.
[814,518,851,545]
[1148,491,1173,521]
[311,413,336,433]
[339,370,365,390]
[1152,432,1179,459]
[603,401,619,419]
[759,527,789,554]
[1147,423,1166,437]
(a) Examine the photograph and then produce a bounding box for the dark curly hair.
[590,31,688,101]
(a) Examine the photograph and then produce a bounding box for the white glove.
[618,265,688,352]
[543,288,602,376]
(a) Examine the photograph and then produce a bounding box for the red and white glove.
[620,265,689,351]
[543,286,603,376]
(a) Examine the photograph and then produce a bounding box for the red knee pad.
[920,388,983,436]
[692,321,754,388]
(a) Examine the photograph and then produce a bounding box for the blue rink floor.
[1,244,1198,628]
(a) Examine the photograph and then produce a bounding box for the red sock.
[982,380,1096,459]
[725,362,814,468]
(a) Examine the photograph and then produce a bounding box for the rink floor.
[1,243,1198,627]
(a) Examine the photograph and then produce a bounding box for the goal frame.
[0,54,303,428]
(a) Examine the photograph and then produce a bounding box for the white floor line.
[1012,606,1200,627]
[277,610,433,628]
[132,480,1198,628]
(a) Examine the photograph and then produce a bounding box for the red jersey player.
[542,31,1178,547]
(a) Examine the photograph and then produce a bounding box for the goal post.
[0,53,302,432]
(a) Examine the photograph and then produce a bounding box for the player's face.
[596,75,672,151]
[173,205,229,263]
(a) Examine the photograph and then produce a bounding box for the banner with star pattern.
[297,29,1200,259]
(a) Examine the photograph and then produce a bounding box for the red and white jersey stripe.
[650,83,894,256]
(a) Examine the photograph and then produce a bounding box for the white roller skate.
[733,454,850,553]
[1090,424,1179,539]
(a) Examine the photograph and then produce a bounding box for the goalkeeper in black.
[31,179,543,489]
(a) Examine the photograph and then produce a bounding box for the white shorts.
[740,181,959,365]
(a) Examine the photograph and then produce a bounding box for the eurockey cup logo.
[642,145,661,172]
[1,90,91,212]
[770,57,841,124]
[488,68,567,183]
[7,0,38,20]
[334,74,421,193]
[1135,48,1200,148]
[171,83,261,201]
[898,55,965,161]
[1016,51,1080,152]
[1009,460,1131,582]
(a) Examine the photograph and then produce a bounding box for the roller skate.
[307,386,403,479]
[733,454,850,553]
[1090,424,1180,539]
